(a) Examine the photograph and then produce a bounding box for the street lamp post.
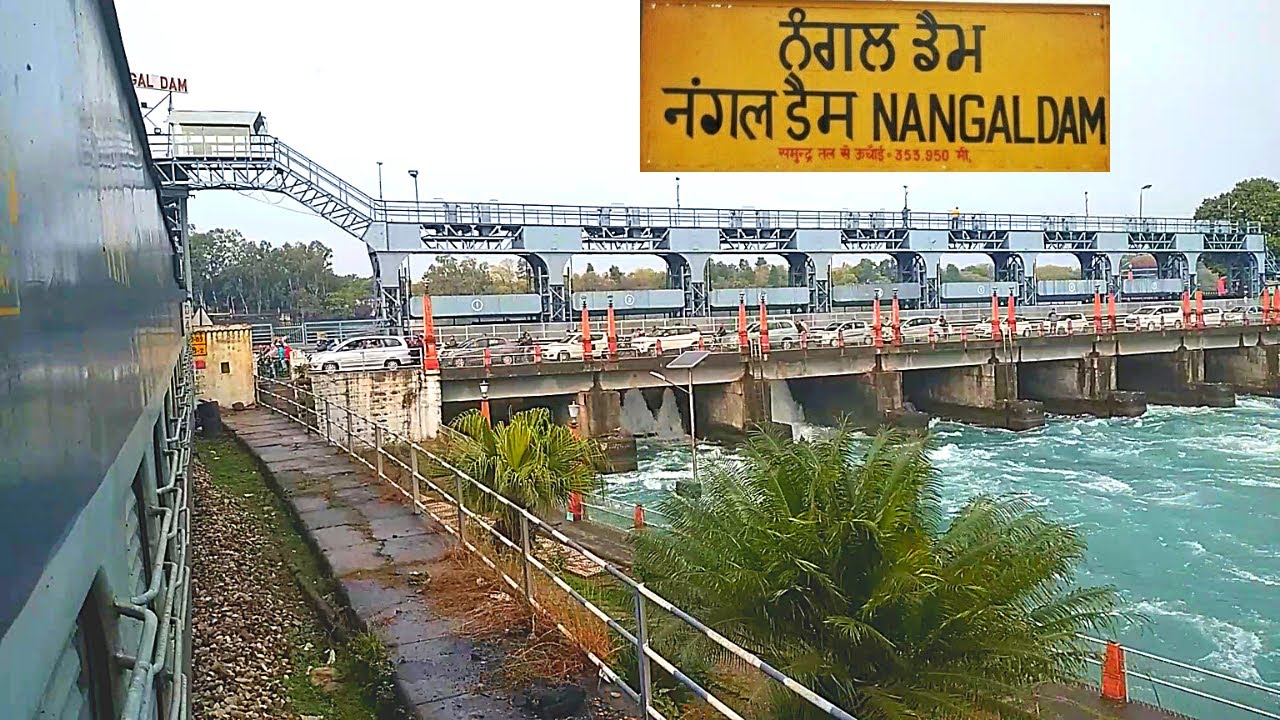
[479,380,490,423]
[901,184,909,226]
[377,161,384,201]
[675,176,681,209]
[1084,190,1089,218]
[567,400,580,436]
[408,169,420,223]
[1139,183,1153,220]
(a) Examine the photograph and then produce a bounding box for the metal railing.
[254,375,858,720]
[120,350,194,720]
[150,133,1262,236]
[1078,635,1280,719]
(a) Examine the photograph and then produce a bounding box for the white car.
[543,332,607,361]
[809,320,871,346]
[1124,305,1185,331]
[971,315,1038,339]
[1047,312,1088,334]
[310,335,415,373]
[631,325,702,354]
[1223,305,1263,324]
[1198,306,1224,327]
[896,316,949,341]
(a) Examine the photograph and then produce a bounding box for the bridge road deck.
[223,408,1193,720]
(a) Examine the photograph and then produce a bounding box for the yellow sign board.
[191,332,208,358]
[640,1,1110,172]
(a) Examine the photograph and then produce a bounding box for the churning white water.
[768,380,826,440]
[620,388,685,439]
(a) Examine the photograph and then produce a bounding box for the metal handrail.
[1078,635,1280,718]
[120,351,194,720]
[150,133,1262,235]
[254,375,859,720]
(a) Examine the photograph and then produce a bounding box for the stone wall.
[309,369,442,443]
[1117,349,1235,407]
[193,323,255,408]
[903,363,1044,430]
[1019,356,1146,417]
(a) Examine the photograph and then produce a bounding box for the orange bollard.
[422,295,440,371]
[1066,318,1074,335]
[1008,292,1017,338]
[836,328,845,348]
[1101,642,1128,703]
[1181,291,1192,327]
[633,503,646,531]
[1108,292,1118,333]
[891,292,902,346]
[580,300,593,361]
[737,292,749,353]
[606,297,618,360]
[655,338,664,356]
[990,292,1002,341]
[800,331,808,351]
[1195,290,1205,329]
[1093,291,1103,335]
[758,294,771,356]
[872,295,883,347]
[1260,287,1270,325]
[1271,287,1280,326]
[533,344,542,364]
[568,492,583,522]
[928,325,936,345]
[960,326,968,344]
[483,346,492,368]
[697,335,705,351]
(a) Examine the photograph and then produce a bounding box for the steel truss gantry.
[148,133,1271,325]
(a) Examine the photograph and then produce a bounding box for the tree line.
[189,228,373,319]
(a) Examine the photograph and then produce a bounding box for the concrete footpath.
[224,408,629,720]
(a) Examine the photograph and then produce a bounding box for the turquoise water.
[602,398,1280,717]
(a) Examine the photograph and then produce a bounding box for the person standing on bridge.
[951,206,961,229]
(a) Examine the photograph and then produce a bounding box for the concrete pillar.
[1018,356,1147,418]
[1116,349,1236,407]
[420,370,442,439]
[788,372,929,431]
[903,362,1045,431]
[695,374,780,442]
[1204,344,1280,397]
[575,384,637,472]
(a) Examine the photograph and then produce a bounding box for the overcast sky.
[117,0,1279,277]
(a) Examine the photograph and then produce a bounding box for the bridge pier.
[1204,343,1280,397]
[1116,349,1236,407]
[695,374,782,442]
[902,362,1046,431]
[788,373,930,431]
[1019,356,1147,418]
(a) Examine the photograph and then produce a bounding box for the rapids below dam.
[606,386,1280,717]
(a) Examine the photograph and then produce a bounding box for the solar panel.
[665,350,711,369]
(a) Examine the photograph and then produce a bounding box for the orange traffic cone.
[1101,642,1128,703]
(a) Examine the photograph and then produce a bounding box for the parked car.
[631,324,702,354]
[310,335,415,373]
[1123,305,1184,331]
[439,336,530,366]
[1198,306,1225,327]
[745,319,804,349]
[543,332,608,361]
[809,319,871,346]
[897,316,949,341]
[1048,312,1088,334]
[1223,305,1263,324]
[971,315,1039,339]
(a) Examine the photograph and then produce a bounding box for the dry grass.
[425,544,617,687]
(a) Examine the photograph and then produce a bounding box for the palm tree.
[633,427,1123,720]
[432,407,604,539]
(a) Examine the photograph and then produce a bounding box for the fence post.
[375,426,385,482]
[633,585,654,713]
[410,445,420,514]
[519,513,535,605]
[322,398,331,443]
[455,475,467,543]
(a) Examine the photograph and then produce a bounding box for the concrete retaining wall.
[310,370,442,443]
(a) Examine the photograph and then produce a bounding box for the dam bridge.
[147,132,1270,327]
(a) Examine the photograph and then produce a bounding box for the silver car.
[747,319,802,349]
[310,335,415,373]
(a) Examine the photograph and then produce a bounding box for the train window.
[36,593,115,719]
